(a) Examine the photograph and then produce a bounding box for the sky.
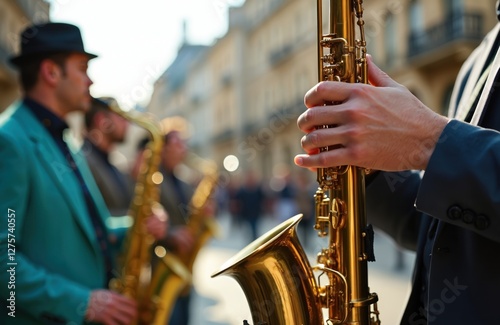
[47,0,244,109]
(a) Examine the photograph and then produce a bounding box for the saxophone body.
[104,100,190,325]
[178,153,220,271]
[212,1,380,324]
[150,152,220,323]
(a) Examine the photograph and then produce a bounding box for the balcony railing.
[269,43,293,65]
[408,11,484,58]
[212,128,234,142]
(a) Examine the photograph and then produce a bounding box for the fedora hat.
[9,22,97,67]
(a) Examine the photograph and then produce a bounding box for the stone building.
[0,0,50,112]
[147,0,497,182]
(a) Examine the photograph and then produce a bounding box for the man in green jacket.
[0,22,165,325]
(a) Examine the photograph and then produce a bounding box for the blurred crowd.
[215,167,318,249]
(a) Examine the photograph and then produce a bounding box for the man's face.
[104,112,129,143]
[161,131,187,169]
[55,53,93,114]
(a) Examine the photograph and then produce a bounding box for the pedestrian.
[234,170,267,241]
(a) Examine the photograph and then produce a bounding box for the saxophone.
[157,152,220,306]
[211,1,380,324]
[177,152,220,271]
[103,99,191,325]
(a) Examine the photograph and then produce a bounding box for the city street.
[189,213,416,325]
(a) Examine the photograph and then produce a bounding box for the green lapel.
[67,136,112,225]
[15,104,102,255]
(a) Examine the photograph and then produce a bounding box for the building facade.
[368,0,497,114]
[0,0,50,112]
[147,0,497,182]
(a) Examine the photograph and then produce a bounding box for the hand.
[85,289,137,325]
[169,226,195,255]
[145,203,169,240]
[202,197,217,218]
[295,55,449,172]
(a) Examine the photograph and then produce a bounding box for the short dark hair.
[18,52,71,91]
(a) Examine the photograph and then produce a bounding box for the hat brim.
[9,50,98,67]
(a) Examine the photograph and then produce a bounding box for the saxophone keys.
[330,198,346,229]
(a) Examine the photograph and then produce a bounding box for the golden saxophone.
[177,152,220,272]
[211,1,380,324]
[147,151,220,324]
[159,152,220,295]
[104,99,191,325]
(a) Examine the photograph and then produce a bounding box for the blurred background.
[1,0,497,324]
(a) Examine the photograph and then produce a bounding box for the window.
[409,0,424,34]
[384,12,397,66]
[444,0,463,15]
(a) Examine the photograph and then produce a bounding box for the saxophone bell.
[212,214,322,325]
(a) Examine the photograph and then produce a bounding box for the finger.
[366,54,399,88]
[178,234,195,246]
[300,127,347,153]
[101,318,118,325]
[297,104,347,133]
[294,149,350,169]
[146,217,160,229]
[111,298,137,325]
[112,306,136,325]
[293,155,318,173]
[154,228,166,240]
[304,80,356,108]
[114,294,137,309]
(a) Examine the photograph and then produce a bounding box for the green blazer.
[0,103,113,324]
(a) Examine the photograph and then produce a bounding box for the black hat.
[9,22,98,67]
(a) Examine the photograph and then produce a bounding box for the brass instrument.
[103,99,191,325]
[146,250,191,325]
[157,152,220,303]
[212,1,380,324]
[177,152,220,271]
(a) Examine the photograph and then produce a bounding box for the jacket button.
[447,205,462,220]
[461,209,476,224]
[437,247,450,254]
[475,215,490,230]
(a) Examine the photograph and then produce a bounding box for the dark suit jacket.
[157,168,194,252]
[0,103,112,325]
[367,23,500,324]
[84,138,133,216]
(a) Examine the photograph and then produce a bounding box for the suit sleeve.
[416,119,500,243]
[0,131,91,324]
[366,170,423,251]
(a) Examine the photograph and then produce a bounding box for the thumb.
[367,54,398,88]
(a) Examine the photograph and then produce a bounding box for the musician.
[84,97,133,216]
[134,116,194,325]
[295,3,500,324]
[0,22,166,325]
[153,116,217,325]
